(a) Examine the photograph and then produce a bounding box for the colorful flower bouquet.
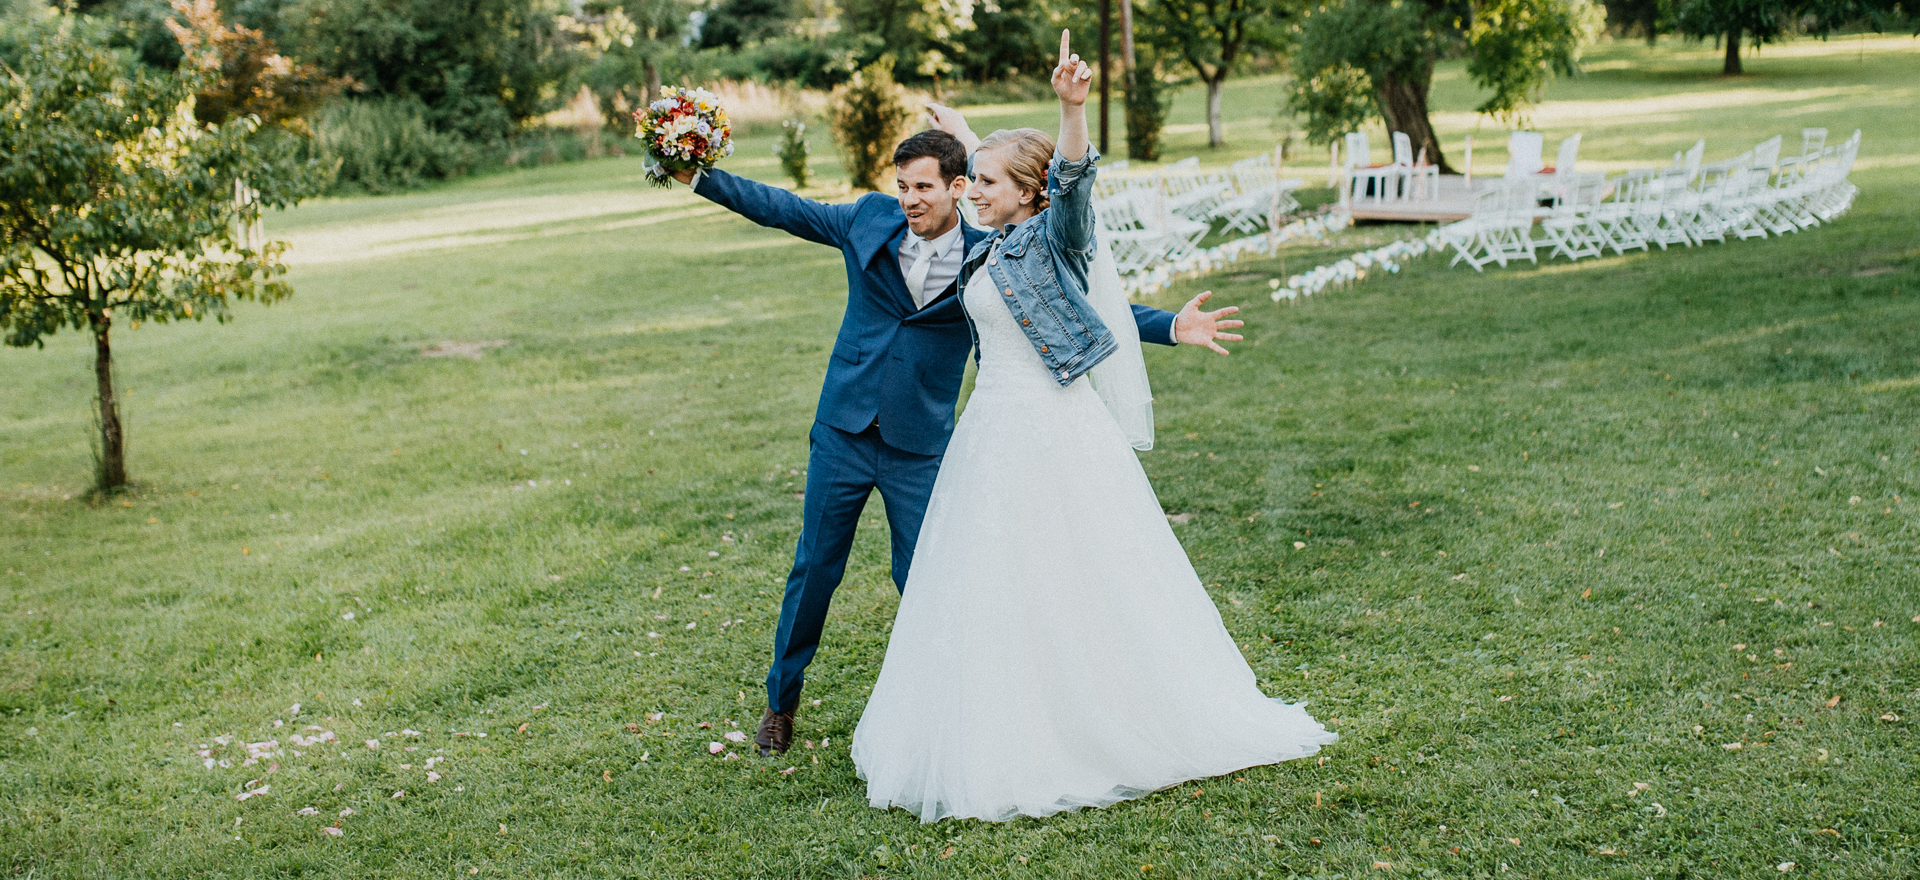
[635,86,734,187]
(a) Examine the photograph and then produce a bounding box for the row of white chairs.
[1343,131,1441,203]
[1441,130,1860,271]
[1094,149,1305,275]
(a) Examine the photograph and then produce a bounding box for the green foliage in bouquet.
[777,118,812,189]
[828,57,912,191]
[1124,51,1172,162]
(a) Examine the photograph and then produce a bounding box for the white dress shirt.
[898,221,966,310]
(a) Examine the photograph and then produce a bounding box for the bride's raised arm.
[1052,30,1093,161]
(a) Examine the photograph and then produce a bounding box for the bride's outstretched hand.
[1051,30,1094,107]
[1172,291,1245,356]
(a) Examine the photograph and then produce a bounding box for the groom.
[670,126,1244,756]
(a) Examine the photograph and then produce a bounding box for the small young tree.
[776,118,812,188]
[828,57,912,191]
[569,0,692,135]
[0,18,322,492]
[1142,0,1296,148]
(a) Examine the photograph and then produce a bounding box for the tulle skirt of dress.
[850,273,1336,823]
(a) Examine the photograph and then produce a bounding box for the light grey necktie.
[905,237,934,307]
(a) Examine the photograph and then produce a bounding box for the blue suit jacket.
[692,169,1176,457]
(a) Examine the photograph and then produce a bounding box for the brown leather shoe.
[755,708,794,757]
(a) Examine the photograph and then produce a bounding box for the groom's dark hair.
[893,130,968,184]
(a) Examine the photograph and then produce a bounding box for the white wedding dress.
[850,260,1337,823]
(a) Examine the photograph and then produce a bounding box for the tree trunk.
[1205,76,1224,148]
[1723,29,1743,75]
[91,313,127,492]
[1098,0,1111,154]
[643,58,662,104]
[1376,67,1456,175]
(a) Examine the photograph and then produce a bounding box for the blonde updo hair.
[977,128,1056,211]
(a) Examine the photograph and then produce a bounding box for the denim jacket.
[959,145,1116,386]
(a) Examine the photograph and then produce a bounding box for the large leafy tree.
[1670,0,1912,74]
[0,17,322,491]
[1141,0,1297,148]
[567,0,692,135]
[1286,0,1603,173]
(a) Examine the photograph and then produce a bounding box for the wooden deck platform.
[1345,174,1484,223]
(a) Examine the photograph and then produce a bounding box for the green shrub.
[776,118,811,188]
[828,58,912,191]
[1124,54,1172,162]
[310,99,476,194]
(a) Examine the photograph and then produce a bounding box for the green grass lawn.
[4,35,1919,879]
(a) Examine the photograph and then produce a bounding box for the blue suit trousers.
[767,420,941,713]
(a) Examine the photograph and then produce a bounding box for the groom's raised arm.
[684,168,859,250]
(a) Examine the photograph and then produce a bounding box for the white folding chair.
[1589,170,1654,255]
[1161,162,1233,223]
[1539,173,1608,261]
[1506,131,1545,178]
[1344,132,1396,203]
[1551,133,1581,175]
[1216,153,1302,233]
[1443,179,1540,271]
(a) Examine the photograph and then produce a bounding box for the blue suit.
[691,169,1178,713]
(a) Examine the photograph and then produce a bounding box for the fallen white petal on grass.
[391,790,405,799]
[685,622,696,630]
[365,740,380,750]
[647,632,662,639]
[724,731,747,743]
[708,742,725,754]
[427,771,442,783]
[779,767,796,775]
[1723,742,1743,750]
[296,807,320,816]
[1778,862,1796,872]
[235,785,270,801]
[342,612,355,621]
[401,729,423,737]
[322,826,343,837]
[339,807,355,817]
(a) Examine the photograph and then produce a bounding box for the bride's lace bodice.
[963,265,1091,397]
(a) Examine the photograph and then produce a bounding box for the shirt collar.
[904,220,964,258]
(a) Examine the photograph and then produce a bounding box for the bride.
[849,32,1336,823]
